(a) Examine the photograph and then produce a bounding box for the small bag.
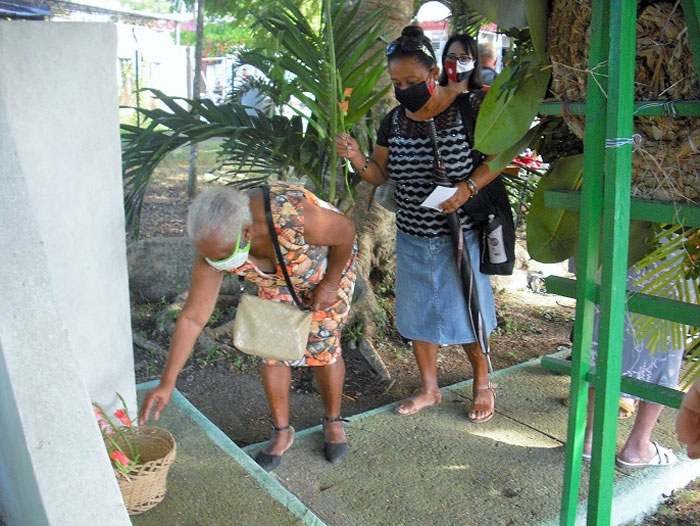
[460,176,516,275]
[232,185,312,361]
[455,92,516,276]
[233,295,312,361]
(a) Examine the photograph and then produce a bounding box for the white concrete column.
[0,22,134,525]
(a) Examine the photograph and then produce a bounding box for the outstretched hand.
[677,377,700,459]
[138,384,174,425]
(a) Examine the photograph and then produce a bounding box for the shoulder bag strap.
[426,118,450,186]
[262,185,308,311]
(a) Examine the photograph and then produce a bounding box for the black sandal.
[254,424,295,472]
[322,416,349,465]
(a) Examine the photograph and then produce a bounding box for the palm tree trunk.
[187,0,205,199]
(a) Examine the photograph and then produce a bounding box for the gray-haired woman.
[138,182,358,471]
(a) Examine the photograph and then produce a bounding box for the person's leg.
[396,340,442,415]
[261,362,294,455]
[313,356,346,444]
[464,342,495,422]
[617,401,665,463]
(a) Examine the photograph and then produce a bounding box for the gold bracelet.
[465,178,478,196]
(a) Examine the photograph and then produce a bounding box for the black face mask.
[394,80,433,112]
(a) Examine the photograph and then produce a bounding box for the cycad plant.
[121,0,389,237]
[630,226,700,388]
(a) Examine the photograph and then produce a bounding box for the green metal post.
[559,0,609,523]
[680,0,700,85]
[587,1,638,524]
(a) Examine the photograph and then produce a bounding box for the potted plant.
[94,394,176,515]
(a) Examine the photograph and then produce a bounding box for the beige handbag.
[232,185,312,361]
[233,295,312,361]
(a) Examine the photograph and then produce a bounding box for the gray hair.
[479,42,496,60]
[186,186,252,246]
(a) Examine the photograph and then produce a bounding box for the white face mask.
[456,60,475,74]
[204,230,250,271]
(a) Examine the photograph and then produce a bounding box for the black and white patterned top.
[376,94,482,238]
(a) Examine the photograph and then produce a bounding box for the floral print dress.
[231,183,358,367]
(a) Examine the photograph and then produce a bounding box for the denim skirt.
[395,228,497,345]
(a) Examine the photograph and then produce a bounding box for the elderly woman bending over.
[139,182,358,471]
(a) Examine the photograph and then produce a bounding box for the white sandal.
[615,441,677,469]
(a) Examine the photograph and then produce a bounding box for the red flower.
[513,151,543,169]
[114,409,131,426]
[337,100,349,116]
[110,450,133,473]
[344,87,353,98]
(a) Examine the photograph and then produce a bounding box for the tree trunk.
[346,0,414,336]
[188,0,205,199]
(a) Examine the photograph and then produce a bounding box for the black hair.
[438,33,484,90]
[386,25,437,71]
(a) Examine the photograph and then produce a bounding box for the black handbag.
[456,92,516,276]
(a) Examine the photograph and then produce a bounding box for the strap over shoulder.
[262,185,308,311]
[456,91,485,147]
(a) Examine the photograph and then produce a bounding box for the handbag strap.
[262,184,308,311]
[426,118,450,186]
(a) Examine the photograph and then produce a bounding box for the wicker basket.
[547,0,700,204]
[111,426,176,515]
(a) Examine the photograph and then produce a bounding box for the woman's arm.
[139,256,223,423]
[439,154,500,214]
[303,199,356,311]
[335,133,389,186]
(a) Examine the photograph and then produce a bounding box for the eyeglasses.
[445,54,474,64]
[386,37,435,60]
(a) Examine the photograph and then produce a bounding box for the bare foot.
[467,383,496,423]
[264,426,295,456]
[396,390,442,416]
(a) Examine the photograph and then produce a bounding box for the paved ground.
[131,353,700,525]
[131,387,317,526]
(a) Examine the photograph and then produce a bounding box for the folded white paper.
[420,186,457,211]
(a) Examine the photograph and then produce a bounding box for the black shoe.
[254,424,294,472]
[322,416,349,465]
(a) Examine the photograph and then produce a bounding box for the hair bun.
[401,25,425,39]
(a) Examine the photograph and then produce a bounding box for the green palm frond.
[630,225,700,388]
[122,90,311,236]
[121,0,389,237]
[448,1,490,36]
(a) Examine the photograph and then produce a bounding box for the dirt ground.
[130,154,699,524]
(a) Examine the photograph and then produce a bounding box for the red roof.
[419,20,448,31]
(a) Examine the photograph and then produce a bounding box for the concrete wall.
[0,22,135,525]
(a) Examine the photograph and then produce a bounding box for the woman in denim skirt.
[336,26,503,423]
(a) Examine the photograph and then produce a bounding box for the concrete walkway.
[132,352,700,525]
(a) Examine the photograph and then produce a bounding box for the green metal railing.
[537,1,700,524]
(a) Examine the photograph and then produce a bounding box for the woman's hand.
[335,133,362,162]
[138,383,174,425]
[310,281,339,311]
[439,181,472,213]
[677,377,700,459]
